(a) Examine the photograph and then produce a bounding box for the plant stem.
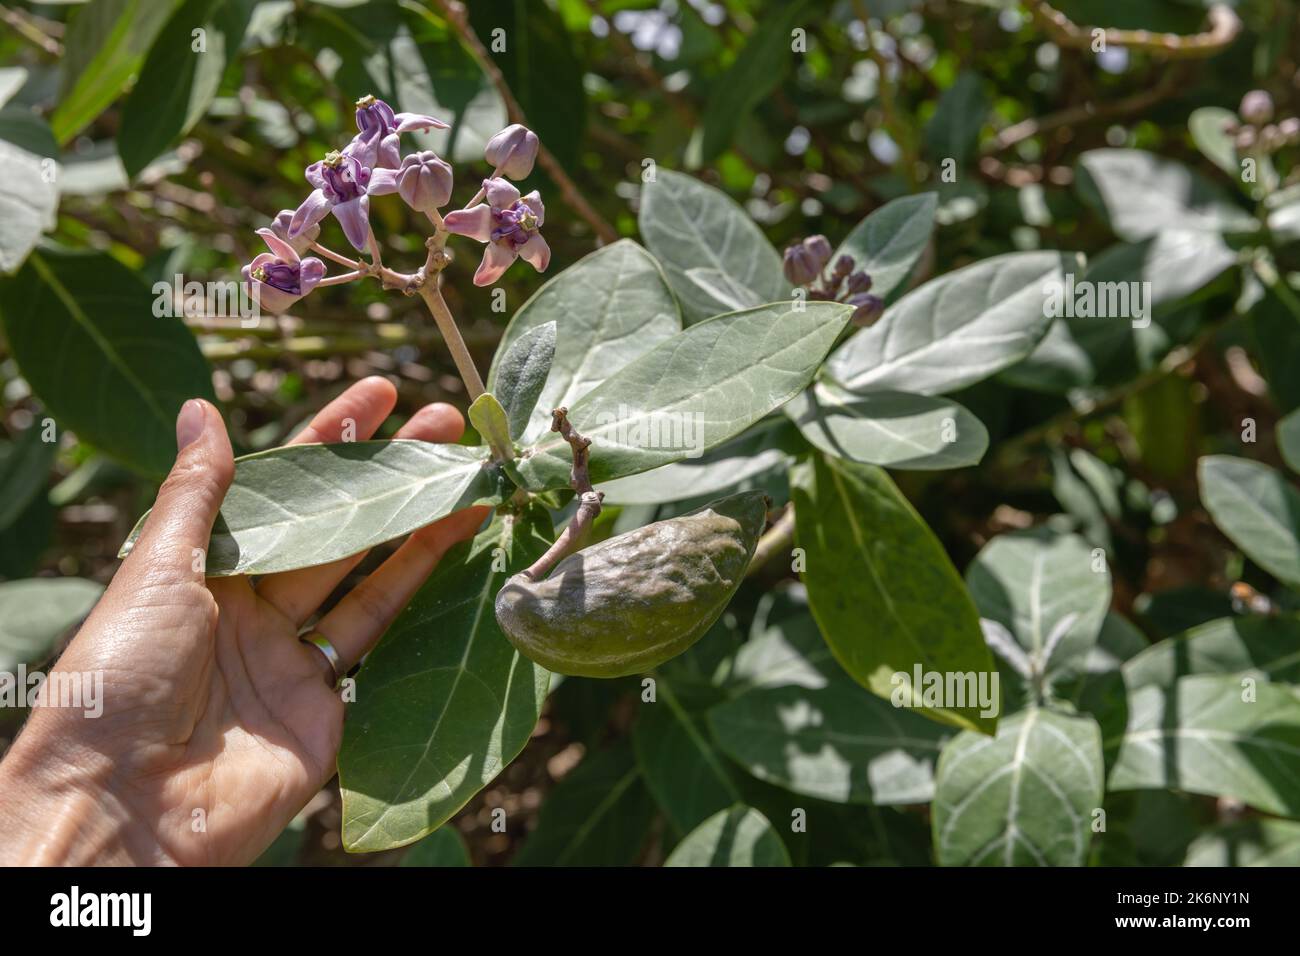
[516,409,604,582]
[311,242,362,269]
[746,505,795,578]
[416,282,485,398]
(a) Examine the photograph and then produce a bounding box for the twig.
[434,0,619,243]
[0,4,62,56]
[1025,1,1241,59]
[746,506,795,578]
[416,282,485,398]
[517,409,604,582]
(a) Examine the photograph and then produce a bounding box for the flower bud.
[846,271,873,295]
[849,293,884,327]
[832,254,855,278]
[1235,126,1257,151]
[485,124,540,180]
[783,244,821,286]
[1280,117,1300,143]
[269,209,318,255]
[394,150,453,213]
[1239,90,1274,125]
[805,234,832,267]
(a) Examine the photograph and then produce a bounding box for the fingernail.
[176,400,205,450]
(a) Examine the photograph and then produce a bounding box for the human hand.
[0,378,488,865]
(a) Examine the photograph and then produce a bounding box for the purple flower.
[443,178,550,287]
[290,148,401,251]
[351,94,449,169]
[484,124,540,180]
[241,228,326,314]
[268,208,317,256]
[393,150,453,213]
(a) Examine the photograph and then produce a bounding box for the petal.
[368,167,400,196]
[483,177,520,209]
[332,195,371,251]
[345,129,380,169]
[521,190,545,226]
[394,111,450,132]
[443,204,493,242]
[250,282,300,314]
[289,190,332,237]
[299,257,327,292]
[304,161,328,191]
[474,242,518,286]
[378,133,402,170]
[255,227,301,264]
[517,233,551,273]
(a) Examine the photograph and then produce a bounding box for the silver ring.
[301,632,345,687]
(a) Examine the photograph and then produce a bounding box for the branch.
[1025,1,1241,60]
[517,409,604,582]
[435,0,619,244]
[746,505,795,578]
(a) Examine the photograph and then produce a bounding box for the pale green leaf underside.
[786,382,988,470]
[932,707,1103,866]
[515,301,852,490]
[707,609,952,805]
[0,577,105,671]
[639,169,787,323]
[120,440,501,576]
[1185,819,1300,867]
[966,528,1112,680]
[826,251,1072,396]
[1123,615,1300,691]
[793,455,996,733]
[0,140,58,274]
[832,192,937,304]
[1109,674,1300,817]
[487,240,680,444]
[665,805,791,867]
[339,507,553,852]
[1198,455,1300,588]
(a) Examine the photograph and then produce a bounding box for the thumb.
[128,399,235,580]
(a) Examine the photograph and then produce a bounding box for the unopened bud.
[1239,90,1274,125]
[783,244,821,286]
[1235,126,1258,150]
[1279,117,1300,143]
[270,209,318,255]
[849,293,884,327]
[485,124,540,180]
[846,271,873,295]
[832,255,855,278]
[395,151,453,212]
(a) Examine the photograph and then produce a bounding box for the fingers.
[309,504,490,671]
[124,400,234,584]
[287,375,397,446]
[256,401,468,627]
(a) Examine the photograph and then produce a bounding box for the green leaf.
[339,506,553,852]
[400,827,471,867]
[1188,106,1241,178]
[596,418,797,506]
[786,382,987,471]
[1123,615,1300,691]
[924,71,988,164]
[0,68,26,109]
[1198,455,1300,588]
[120,441,503,576]
[512,742,655,866]
[966,528,1112,683]
[933,707,1103,866]
[514,301,852,491]
[792,454,996,732]
[0,247,214,476]
[487,240,680,444]
[639,169,787,323]
[0,109,59,158]
[1279,408,1300,474]
[0,578,105,672]
[118,0,245,179]
[1076,148,1256,241]
[1109,674,1300,817]
[52,0,182,144]
[468,393,512,460]
[664,805,792,867]
[1003,231,1236,392]
[706,601,952,805]
[492,320,555,442]
[832,192,937,304]
[632,678,739,836]
[0,139,58,274]
[1185,818,1300,867]
[0,424,57,532]
[826,251,1071,396]
[698,0,809,161]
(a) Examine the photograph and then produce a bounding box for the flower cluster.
[241,95,548,313]
[782,235,883,327]
[1224,90,1300,154]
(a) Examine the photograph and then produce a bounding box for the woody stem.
[516,408,603,582]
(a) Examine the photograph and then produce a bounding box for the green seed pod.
[495,490,767,677]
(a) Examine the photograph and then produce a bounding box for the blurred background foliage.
[1,0,1299,865]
